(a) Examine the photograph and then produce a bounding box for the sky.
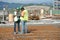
[0,0,53,3]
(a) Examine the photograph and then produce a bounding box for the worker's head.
[16,7,21,12]
[20,7,25,11]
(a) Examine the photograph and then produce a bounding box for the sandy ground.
[0,25,60,40]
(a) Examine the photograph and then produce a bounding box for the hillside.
[0,1,53,10]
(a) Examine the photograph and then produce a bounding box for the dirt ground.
[0,25,60,40]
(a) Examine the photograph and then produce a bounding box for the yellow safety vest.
[20,10,28,21]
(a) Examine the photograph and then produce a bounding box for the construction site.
[0,0,60,40]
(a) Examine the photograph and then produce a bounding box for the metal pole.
[53,0,54,10]
[3,8,5,22]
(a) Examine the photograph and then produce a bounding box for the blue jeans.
[14,21,20,32]
[21,21,27,34]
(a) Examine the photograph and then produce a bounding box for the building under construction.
[53,0,60,14]
[24,5,51,20]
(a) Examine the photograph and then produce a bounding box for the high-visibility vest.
[20,10,28,21]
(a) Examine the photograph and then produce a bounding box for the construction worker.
[14,8,20,34]
[20,7,28,34]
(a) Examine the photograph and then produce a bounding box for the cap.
[16,7,21,11]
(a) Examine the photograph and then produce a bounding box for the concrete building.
[24,6,50,20]
[53,0,60,15]
[53,0,60,10]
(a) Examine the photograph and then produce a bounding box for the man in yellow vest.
[20,7,28,34]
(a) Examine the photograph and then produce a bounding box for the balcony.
[58,0,60,1]
[54,1,60,4]
[54,0,60,1]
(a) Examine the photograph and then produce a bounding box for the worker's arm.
[21,11,25,17]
